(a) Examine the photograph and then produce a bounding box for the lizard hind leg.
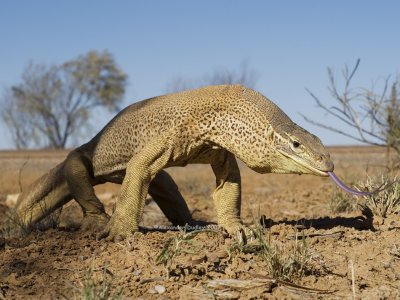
[149,170,193,227]
[15,162,72,230]
[64,151,109,232]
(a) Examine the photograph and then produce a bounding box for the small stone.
[208,254,220,264]
[383,259,393,269]
[154,284,166,294]
[133,269,141,276]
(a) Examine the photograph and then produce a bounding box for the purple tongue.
[328,171,384,196]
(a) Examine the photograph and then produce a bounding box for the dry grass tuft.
[229,226,312,283]
[156,226,219,278]
[359,176,400,217]
[329,189,358,213]
[1,210,30,238]
[329,175,400,218]
[76,264,123,300]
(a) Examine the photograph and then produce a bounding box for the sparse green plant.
[226,228,261,257]
[359,176,400,217]
[78,264,123,300]
[259,229,311,282]
[156,226,218,278]
[228,225,312,283]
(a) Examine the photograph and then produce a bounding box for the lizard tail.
[15,161,73,228]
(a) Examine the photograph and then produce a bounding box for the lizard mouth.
[280,152,331,176]
[300,163,330,177]
[277,150,333,176]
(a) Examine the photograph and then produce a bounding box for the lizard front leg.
[211,150,245,237]
[99,139,173,241]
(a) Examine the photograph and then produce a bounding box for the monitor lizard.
[15,84,335,241]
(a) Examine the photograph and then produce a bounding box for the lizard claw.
[235,226,256,244]
[223,223,255,245]
[97,215,138,242]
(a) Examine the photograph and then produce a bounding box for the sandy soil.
[1,147,399,299]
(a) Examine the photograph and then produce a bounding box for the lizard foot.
[224,223,256,245]
[80,213,110,233]
[97,215,138,242]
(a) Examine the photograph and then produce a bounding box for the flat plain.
[1,146,399,299]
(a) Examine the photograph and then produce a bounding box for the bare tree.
[1,50,127,149]
[303,59,400,156]
[166,62,259,93]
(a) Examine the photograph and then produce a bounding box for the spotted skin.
[15,85,334,241]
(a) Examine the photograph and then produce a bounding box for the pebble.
[133,269,141,276]
[154,284,166,294]
[208,254,220,264]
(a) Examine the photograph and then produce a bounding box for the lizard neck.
[197,85,289,171]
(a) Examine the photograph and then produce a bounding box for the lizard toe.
[97,215,138,242]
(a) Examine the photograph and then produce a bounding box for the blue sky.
[1,1,399,149]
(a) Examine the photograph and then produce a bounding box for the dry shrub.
[329,175,400,218]
[359,176,400,218]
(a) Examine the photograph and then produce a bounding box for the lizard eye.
[292,141,300,148]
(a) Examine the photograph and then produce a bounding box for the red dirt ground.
[1,147,399,299]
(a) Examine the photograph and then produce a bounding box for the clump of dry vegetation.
[77,264,123,300]
[329,189,358,213]
[359,176,400,217]
[156,226,219,278]
[1,207,61,240]
[257,231,311,282]
[1,210,29,238]
[329,175,400,218]
[228,226,312,283]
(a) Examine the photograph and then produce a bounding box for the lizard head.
[261,123,334,176]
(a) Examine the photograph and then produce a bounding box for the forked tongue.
[328,171,387,196]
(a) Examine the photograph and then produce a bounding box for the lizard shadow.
[141,208,376,233]
[260,207,375,231]
[141,220,216,233]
